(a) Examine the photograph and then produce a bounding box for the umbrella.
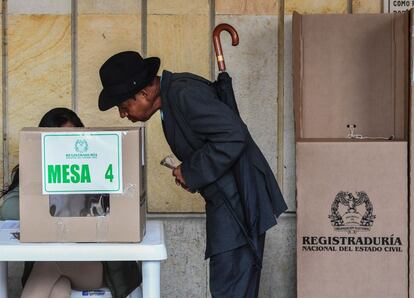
[212,24,262,268]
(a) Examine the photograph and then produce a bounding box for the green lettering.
[81,165,91,183]
[48,165,61,183]
[70,164,80,183]
[105,164,114,182]
[62,164,70,183]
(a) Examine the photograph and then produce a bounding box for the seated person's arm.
[0,187,20,220]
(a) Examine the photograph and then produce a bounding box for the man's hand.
[172,165,193,193]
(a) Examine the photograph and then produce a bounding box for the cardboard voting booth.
[294,12,409,297]
[19,127,147,243]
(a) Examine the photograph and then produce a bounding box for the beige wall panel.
[352,0,382,13]
[147,15,210,78]
[0,16,2,186]
[286,0,348,14]
[147,14,209,212]
[8,15,71,172]
[8,0,70,15]
[147,116,204,212]
[148,0,208,15]
[77,15,141,127]
[216,0,278,15]
[78,0,141,14]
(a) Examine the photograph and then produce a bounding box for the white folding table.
[0,220,167,298]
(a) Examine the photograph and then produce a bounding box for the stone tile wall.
[2,0,388,297]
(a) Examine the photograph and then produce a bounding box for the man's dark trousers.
[209,234,266,298]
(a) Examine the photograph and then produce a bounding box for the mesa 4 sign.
[41,132,123,194]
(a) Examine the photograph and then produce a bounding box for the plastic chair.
[71,285,142,298]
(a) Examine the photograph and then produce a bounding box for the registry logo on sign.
[67,139,97,160]
[75,139,88,153]
[328,191,376,234]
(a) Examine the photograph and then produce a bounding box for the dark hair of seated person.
[1,107,84,197]
[38,107,84,128]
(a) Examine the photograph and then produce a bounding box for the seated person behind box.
[0,108,141,298]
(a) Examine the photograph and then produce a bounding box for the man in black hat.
[98,51,287,298]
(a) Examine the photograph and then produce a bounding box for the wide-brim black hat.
[98,51,160,111]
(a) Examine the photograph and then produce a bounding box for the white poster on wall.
[41,132,123,194]
[383,0,414,12]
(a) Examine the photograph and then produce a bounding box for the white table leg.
[0,262,7,298]
[142,261,160,298]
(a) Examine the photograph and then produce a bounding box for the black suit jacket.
[160,70,288,258]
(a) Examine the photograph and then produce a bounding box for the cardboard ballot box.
[294,12,409,297]
[19,127,147,243]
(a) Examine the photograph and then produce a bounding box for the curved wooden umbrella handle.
[213,23,239,72]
